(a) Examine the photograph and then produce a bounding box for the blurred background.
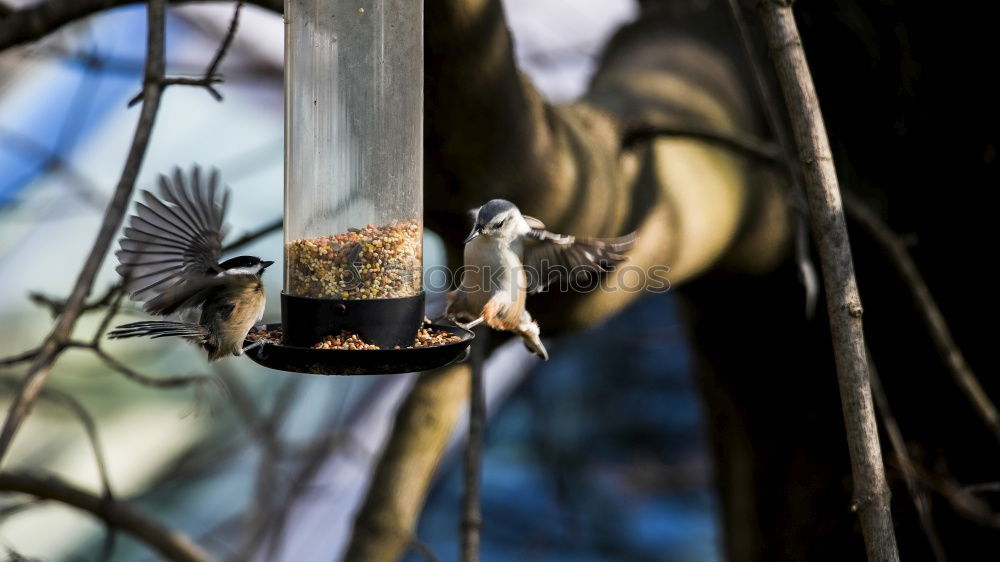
[2,0,998,560]
[0,1,718,560]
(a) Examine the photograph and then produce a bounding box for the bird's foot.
[240,337,276,355]
[457,316,485,330]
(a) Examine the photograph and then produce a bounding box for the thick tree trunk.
[347,1,790,559]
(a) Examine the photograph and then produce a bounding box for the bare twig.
[755,3,899,560]
[26,213,278,322]
[89,345,213,389]
[912,465,1000,530]
[126,1,245,107]
[0,378,114,505]
[0,349,40,369]
[0,471,212,562]
[223,217,282,253]
[261,428,358,560]
[92,290,127,344]
[0,498,45,521]
[965,483,1000,495]
[29,283,120,319]
[204,1,244,81]
[0,0,169,466]
[845,196,1000,447]
[867,357,946,561]
[0,127,104,209]
[0,0,281,53]
[725,0,818,318]
[462,328,488,562]
[411,537,444,562]
[214,364,289,560]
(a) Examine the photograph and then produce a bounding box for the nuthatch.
[108,167,272,361]
[446,199,636,360]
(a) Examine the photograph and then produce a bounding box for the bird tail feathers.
[108,321,208,342]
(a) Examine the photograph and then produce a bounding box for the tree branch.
[867,356,945,561]
[0,378,120,560]
[0,471,212,562]
[755,2,899,561]
[461,328,488,562]
[223,217,282,253]
[344,365,471,562]
[125,0,245,107]
[845,195,1000,447]
[0,0,281,53]
[0,0,168,466]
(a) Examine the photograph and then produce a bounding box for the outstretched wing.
[521,226,636,294]
[115,166,230,313]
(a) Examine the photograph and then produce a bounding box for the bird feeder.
[245,0,472,375]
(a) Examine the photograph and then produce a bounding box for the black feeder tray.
[243,323,473,375]
[243,293,474,375]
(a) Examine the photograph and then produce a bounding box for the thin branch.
[0,0,281,53]
[0,127,104,209]
[223,217,282,253]
[845,195,1000,447]
[0,378,114,505]
[0,498,45,521]
[725,0,818,318]
[126,1,243,107]
[261,428,358,560]
[911,465,1000,530]
[26,213,278,321]
[0,0,169,466]
[965,483,1000,495]
[0,471,212,562]
[755,2,899,561]
[125,1,244,107]
[462,328,488,562]
[204,1,244,81]
[93,289,127,345]
[220,366,295,561]
[29,283,120,319]
[410,537,444,562]
[0,349,40,369]
[867,357,946,561]
[89,345,213,389]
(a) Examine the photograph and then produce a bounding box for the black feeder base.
[246,292,472,375]
[281,291,426,349]
[243,323,474,375]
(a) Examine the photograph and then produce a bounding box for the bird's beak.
[261,261,275,269]
[463,226,481,244]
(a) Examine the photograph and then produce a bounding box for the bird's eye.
[495,217,508,228]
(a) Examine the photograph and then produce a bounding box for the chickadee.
[108,167,273,361]
[446,199,636,360]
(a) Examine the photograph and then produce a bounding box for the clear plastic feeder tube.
[284,0,423,301]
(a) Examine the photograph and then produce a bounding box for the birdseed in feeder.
[286,220,422,299]
[246,325,462,350]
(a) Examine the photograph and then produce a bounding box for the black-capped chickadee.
[108,167,273,361]
[446,199,636,360]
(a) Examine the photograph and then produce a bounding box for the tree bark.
[343,364,470,562]
[756,3,899,561]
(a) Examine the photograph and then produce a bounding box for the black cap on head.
[476,199,518,224]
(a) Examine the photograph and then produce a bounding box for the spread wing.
[521,227,637,294]
[115,166,230,314]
